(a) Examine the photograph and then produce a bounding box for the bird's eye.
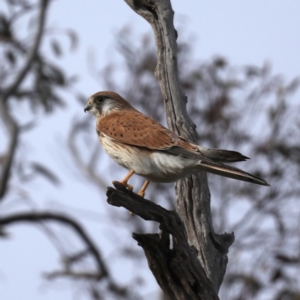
[96,96,105,102]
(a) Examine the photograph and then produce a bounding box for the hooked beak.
[84,105,93,113]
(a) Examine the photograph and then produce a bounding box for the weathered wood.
[121,0,235,297]
[107,187,219,300]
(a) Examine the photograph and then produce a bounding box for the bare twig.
[3,0,49,100]
[0,210,132,297]
[0,103,18,200]
[68,118,107,190]
[0,0,49,201]
[45,270,105,281]
[0,212,108,276]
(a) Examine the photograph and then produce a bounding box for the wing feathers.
[98,110,178,150]
[166,145,249,163]
[196,146,249,163]
[98,110,269,186]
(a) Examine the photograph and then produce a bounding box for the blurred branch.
[0,0,49,201]
[0,212,108,277]
[0,101,18,200]
[0,211,131,297]
[45,270,105,280]
[68,118,107,190]
[3,0,49,100]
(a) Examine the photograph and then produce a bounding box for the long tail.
[197,146,249,163]
[198,159,270,186]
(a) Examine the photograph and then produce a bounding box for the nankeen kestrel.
[84,91,269,197]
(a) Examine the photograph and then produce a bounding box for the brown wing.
[97,110,191,150]
[97,110,270,186]
[97,110,250,164]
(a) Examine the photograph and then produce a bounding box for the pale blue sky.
[1,1,299,300]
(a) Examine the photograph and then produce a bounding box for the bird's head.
[84,91,134,118]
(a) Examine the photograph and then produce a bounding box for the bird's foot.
[136,180,150,198]
[112,180,133,192]
[137,190,145,198]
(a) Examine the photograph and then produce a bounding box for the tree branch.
[107,186,220,300]
[0,212,108,277]
[0,0,49,201]
[68,118,107,190]
[0,101,19,201]
[0,211,132,297]
[124,0,234,294]
[3,0,49,100]
[0,104,18,200]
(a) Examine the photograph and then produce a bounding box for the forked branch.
[107,186,220,300]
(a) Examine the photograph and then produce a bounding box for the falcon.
[84,91,269,197]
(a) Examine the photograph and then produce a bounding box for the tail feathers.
[197,146,249,163]
[198,160,270,186]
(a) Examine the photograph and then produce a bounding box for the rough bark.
[107,187,219,300]
[115,0,235,298]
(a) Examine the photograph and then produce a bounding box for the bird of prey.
[84,91,269,197]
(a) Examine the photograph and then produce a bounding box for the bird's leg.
[137,180,150,198]
[128,180,150,216]
[112,170,134,191]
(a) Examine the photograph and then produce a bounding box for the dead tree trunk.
[107,1,235,299]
